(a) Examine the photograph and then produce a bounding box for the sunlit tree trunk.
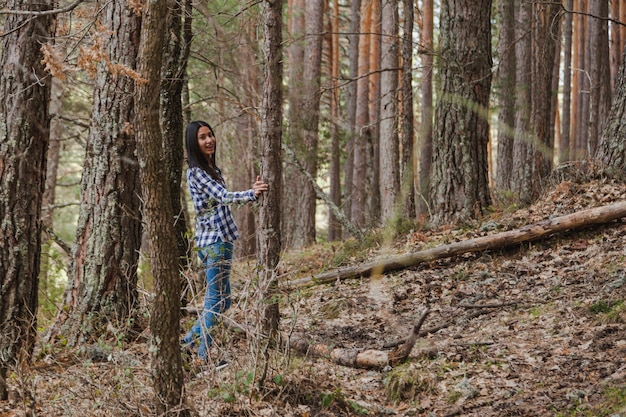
[0,0,55,400]
[417,0,434,217]
[55,1,143,346]
[379,0,400,222]
[431,0,492,224]
[135,0,186,413]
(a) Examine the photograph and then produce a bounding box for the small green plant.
[588,300,625,324]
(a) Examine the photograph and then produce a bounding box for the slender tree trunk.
[344,0,361,225]
[577,1,590,158]
[400,0,415,219]
[161,0,192,305]
[417,0,434,217]
[328,0,342,241]
[495,0,516,191]
[512,1,536,204]
[283,0,305,248]
[587,0,611,156]
[369,0,382,223]
[570,0,581,159]
[300,0,324,244]
[54,1,143,346]
[352,0,372,228]
[135,0,186,414]
[610,0,621,92]
[258,0,284,381]
[379,0,400,222]
[560,0,573,164]
[431,0,492,224]
[0,0,55,400]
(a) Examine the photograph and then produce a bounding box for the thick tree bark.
[596,44,626,175]
[0,0,55,400]
[286,201,626,288]
[430,0,492,224]
[135,0,186,414]
[54,1,143,346]
[379,0,400,222]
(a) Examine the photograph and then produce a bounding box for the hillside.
[1,176,625,417]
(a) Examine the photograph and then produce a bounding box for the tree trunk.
[369,0,382,223]
[431,0,492,224]
[54,1,143,347]
[417,0,434,217]
[379,0,400,223]
[344,0,361,226]
[577,1,590,158]
[596,44,626,175]
[400,0,415,219]
[609,0,621,92]
[258,0,284,386]
[352,1,372,229]
[495,0,516,192]
[328,0,342,241]
[161,0,192,299]
[135,1,186,414]
[587,0,611,156]
[560,0,573,164]
[0,0,55,400]
[283,0,307,248]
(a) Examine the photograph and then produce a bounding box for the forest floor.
[2,172,626,417]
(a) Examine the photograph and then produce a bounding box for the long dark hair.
[185,120,223,183]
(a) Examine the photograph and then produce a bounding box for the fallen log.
[285,200,626,288]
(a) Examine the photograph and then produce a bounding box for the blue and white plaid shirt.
[187,166,256,248]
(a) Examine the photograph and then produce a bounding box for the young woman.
[182,120,268,361]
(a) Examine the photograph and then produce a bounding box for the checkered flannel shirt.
[187,166,256,248]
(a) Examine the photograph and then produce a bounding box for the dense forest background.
[1,0,626,415]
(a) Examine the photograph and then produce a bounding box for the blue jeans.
[183,241,233,360]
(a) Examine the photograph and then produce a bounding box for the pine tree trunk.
[596,45,626,174]
[495,0,516,192]
[417,0,434,217]
[400,0,415,219]
[379,0,400,222]
[560,0,573,164]
[369,0,382,222]
[0,0,55,400]
[328,0,342,241]
[352,1,372,228]
[55,2,143,346]
[258,0,284,364]
[587,0,611,155]
[135,0,186,413]
[161,0,192,278]
[431,0,492,224]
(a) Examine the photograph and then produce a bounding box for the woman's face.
[197,126,215,160]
